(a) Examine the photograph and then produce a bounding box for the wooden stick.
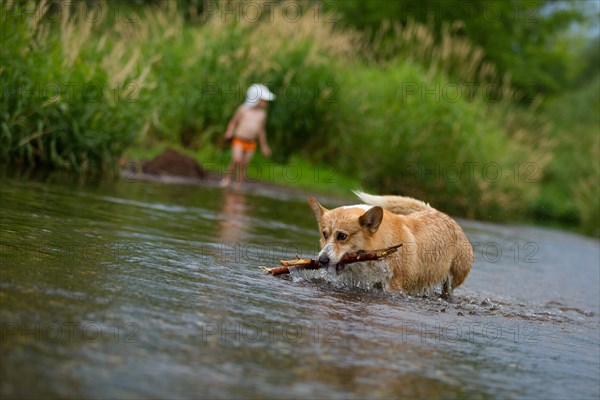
[280,258,318,267]
[262,260,321,276]
[261,243,402,276]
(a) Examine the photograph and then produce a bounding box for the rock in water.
[141,149,205,179]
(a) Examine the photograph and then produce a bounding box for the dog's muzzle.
[318,242,347,272]
[318,253,330,266]
[318,245,348,272]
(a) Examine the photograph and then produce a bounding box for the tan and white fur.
[308,191,473,296]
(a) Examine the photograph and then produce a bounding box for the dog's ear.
[359,206,383,233]
[307,197,327,223]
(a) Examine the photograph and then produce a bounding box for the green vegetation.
[329,0,593,102]
[1,1,597,236]
[0,1,147,173]
[536,76,600,236]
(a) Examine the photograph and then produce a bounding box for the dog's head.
[308,197,384,267]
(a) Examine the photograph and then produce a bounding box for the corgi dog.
[307,191,473,296]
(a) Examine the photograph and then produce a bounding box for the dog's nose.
[318,254,330,266]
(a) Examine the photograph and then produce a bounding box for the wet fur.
[308,191,473,296]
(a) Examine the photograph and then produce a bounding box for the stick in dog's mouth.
[335,243,403,272]
[261,244,402,276]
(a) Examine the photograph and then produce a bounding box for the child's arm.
[224,107,243,139]
[258,127,271,157]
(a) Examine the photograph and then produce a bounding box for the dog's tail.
[354,191,432,215]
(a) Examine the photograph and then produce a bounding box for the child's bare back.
[232,106,266,141]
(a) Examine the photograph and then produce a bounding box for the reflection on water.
[218,189,249,244]
[0,177,598,399]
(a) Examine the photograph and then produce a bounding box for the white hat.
[243,83,275,107]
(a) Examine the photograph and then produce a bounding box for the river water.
[1,176,598,399]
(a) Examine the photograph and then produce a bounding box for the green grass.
[124,142,360,198]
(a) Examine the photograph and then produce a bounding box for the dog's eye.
[336,232,347,241]
[322,230,328,239]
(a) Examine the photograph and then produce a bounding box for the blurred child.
[222,83,275,187]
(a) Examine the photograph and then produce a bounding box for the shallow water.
[1,177,598,399]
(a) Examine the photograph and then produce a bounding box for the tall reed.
[1,0,147,172]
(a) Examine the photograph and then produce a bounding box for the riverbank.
[117,145,595,238]
[123,144,360,198]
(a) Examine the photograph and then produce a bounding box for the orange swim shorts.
[232,137,257,152]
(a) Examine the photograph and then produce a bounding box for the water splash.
[288,260,393,292]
